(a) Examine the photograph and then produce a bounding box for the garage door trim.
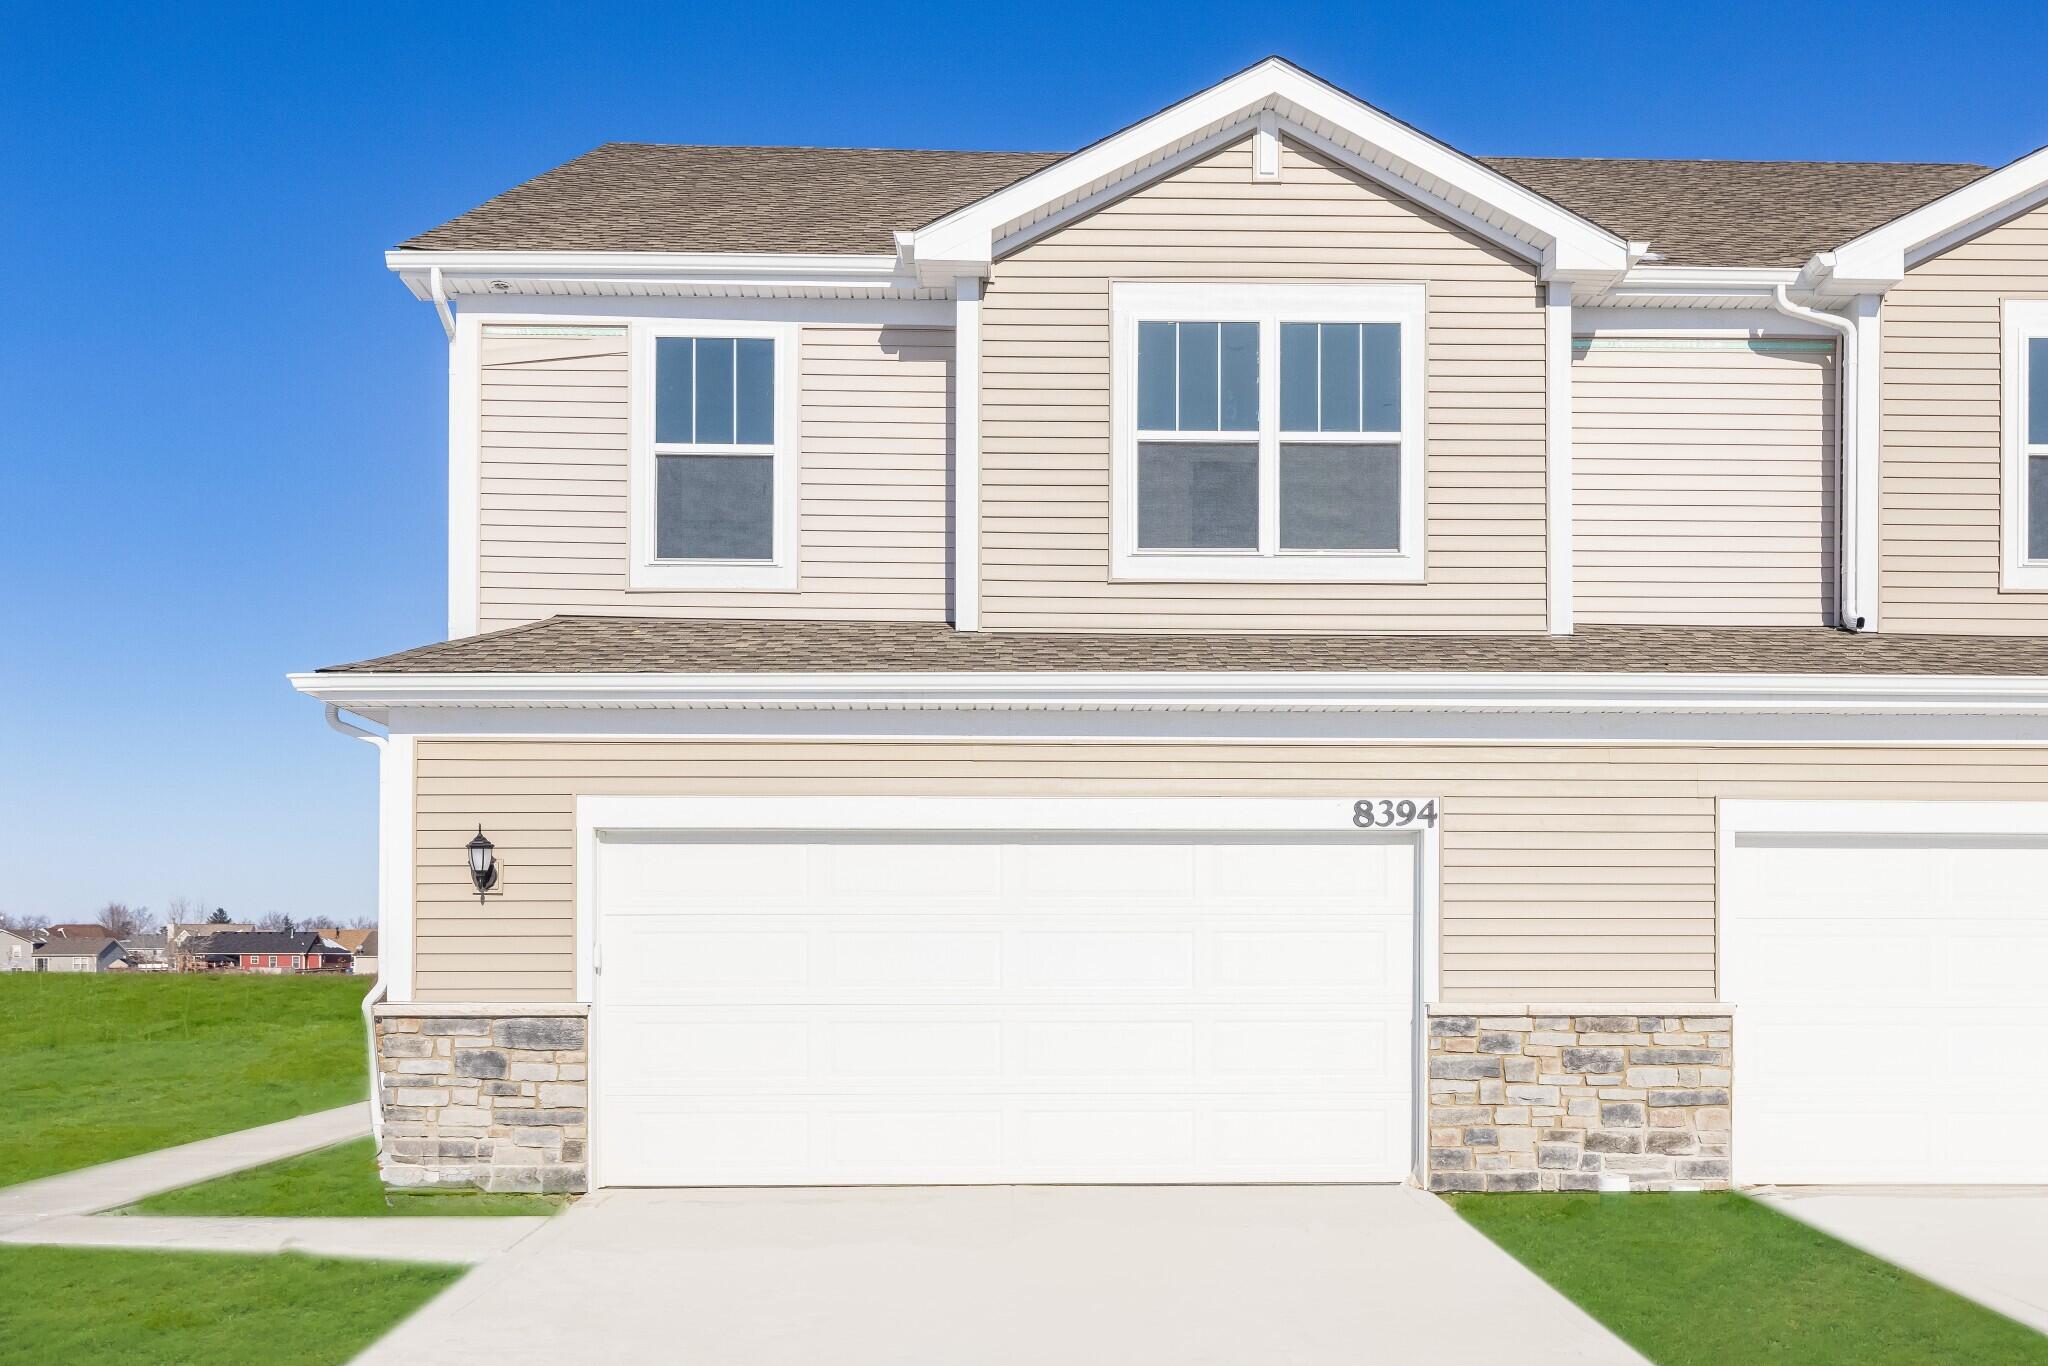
[576,796,1441,1189]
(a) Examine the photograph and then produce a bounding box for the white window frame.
[628,319,800,590]
[2001,299,2048,591]
[1110,281,1426,582]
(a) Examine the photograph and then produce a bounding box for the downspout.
[1768,285,1862,631]
[428,266,456,342]
[324,703,389,1150]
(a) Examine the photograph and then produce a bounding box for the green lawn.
[1449,1192,2048,1365]
[125,1137,567,1217]
[0,1244,458,1366]
[1,974,371,1187]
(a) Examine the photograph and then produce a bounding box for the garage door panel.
[1726,827,2048,1184]
[597,832,1416,1185]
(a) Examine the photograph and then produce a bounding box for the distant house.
[0,928,33,972]
[183,931,353,974]
[167,922,256,971]
[34,931,126,973]
[330,928,375,954]
[350,930,379,978]
[118,931,172,971]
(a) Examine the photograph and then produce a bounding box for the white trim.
[953,278,982,629]
[1108,281,1425,582]
[447,312,481,638]
[574,793,1442,1189]
[1545,282,1573,634]
[1572,306,1833,337]
[293,667,2048,717]
[2001,299,2048,591]
[1253,110,1281,180]
[389,249,921,301]
[911,58,1625,283]
[626,320,801,591]
[1823,145,2048,290]
[379,734,416,1002]
[457,297,954,325]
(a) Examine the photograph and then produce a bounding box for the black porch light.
[466,826,500,902]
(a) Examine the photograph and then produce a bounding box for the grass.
[125,1137,568,1217]
[1449,1191,2048,1365]
[1,974,371,1187]
[0,1244,459,1366]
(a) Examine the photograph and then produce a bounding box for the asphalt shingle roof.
[321,616,2048,678]
[187,932,346,956]
[397,140,1988,269]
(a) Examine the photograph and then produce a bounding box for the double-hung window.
[631,322,799,589]
[2003,300,2048,590]
[1112,282,1424,581]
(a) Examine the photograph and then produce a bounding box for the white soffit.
[385,250,933,301]
[908,57,1629,283]
[1818,144,2048,290]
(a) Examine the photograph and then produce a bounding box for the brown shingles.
[397,141,1989,268]
[321,616,2048,677]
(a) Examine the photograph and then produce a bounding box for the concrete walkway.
[0,1101,544,1266]
[1757,1187,2048,1336]
[360,1184,1647,1366]
[0,1104,370,1231]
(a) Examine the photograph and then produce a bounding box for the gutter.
[290,670,2048,718]
[322,704,389,1151]
[1767,285,1861,631]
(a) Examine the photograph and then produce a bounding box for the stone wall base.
[1426,1008,1732,1192]
[373,1005,589,1194]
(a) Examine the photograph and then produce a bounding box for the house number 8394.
[1352,798,1439,829]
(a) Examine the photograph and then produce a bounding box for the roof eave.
[1809,145,2048,294]
[385,248,925,301]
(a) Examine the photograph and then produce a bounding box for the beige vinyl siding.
[476,325,952,632]
[410,738,2048,1002]
[1883,199,2048,632]
[978,137,1549,633]
[1572,340,1838,625]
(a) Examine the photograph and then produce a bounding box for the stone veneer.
[373,1004,589,1194]
[1426,1006,1733,1192]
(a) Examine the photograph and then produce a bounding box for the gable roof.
[395,72,1986,270]
[357,930,379,958]
[315,615,2048,679]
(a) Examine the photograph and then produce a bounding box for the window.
[1113,283,1424,581]
[2004,301,2048,590]
[631,323,799,590]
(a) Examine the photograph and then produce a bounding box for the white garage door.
[594,832,1416,1186]
[1724,824,2048,1184]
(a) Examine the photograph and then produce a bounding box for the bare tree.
[166,896,211,926]
[255,912,296,933]
[95,902,153,938]
[1,912,50,938]
[344,913,379,930]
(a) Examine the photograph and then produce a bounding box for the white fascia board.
[288,669,2048,717]
[387,249,918,299]
[908,58,1625,280]
[1588,265,1806,310]
[1821,144,2048,288]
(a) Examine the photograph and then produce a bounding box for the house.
[319,927,375,954]
[183,931,353,974]
[167,921,256,971]
[292,57,2048,1198]
[350,930,379,978]
[34,931,125,973]
[118,931,172,971]
[0,927,34,971]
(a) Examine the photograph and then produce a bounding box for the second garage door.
[594,831,1417,1186]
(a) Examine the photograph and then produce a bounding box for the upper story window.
[1113,283,1424,582]
[630,322,799,590]
[2001,302,2048,591]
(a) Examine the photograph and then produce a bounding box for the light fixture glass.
[466,826,498,901]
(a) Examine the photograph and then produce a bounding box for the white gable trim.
[909,58,1628,284]
[1817,146,2048,291]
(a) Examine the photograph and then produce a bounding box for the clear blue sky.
[4,2,2044,927]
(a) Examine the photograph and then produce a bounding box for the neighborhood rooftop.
[397,141,1988,270]
[321,617,2048,677]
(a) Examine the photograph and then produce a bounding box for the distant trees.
[1,912,50,938]
[95,902,154,938]
[207,909,231,924]
[255,912,296,934]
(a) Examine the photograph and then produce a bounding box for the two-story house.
[295,58,2048,1198]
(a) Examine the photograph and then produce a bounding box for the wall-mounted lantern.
[466,826,500,903]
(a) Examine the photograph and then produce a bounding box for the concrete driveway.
[359,1184,1642,1366]
[1756,1187,2048,1336]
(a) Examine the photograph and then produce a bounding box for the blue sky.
[4,2,2045,927]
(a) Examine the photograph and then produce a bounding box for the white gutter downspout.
[428,266,456,342]
[323,704,389,1150]
[1769,285,1862,631]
